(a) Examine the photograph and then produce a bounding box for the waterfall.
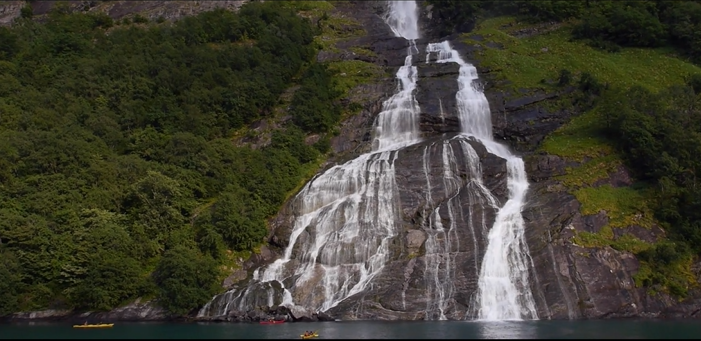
[198,1,540,322]
[383,0,420,40]
[198,0,422,317]
[425,41,539,320]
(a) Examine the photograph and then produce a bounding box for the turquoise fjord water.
[1,320,700,339]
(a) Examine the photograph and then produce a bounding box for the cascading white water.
[421,137,502,320]
[198,1,422,317]
[425,41,539,321]
[383,0,420,40]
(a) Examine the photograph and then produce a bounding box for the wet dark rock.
[612,225,665,244]
[289,306,315,322]
[583,212,608,234]
[246,309,268,321]
[487,87,579,153]
[316,310,335,321]
[415,63,461,134]
[524,154,569,181]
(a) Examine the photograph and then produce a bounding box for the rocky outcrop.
[5,1,248,25]
[416,63,461,134]
[195,304,335,323]
[417,4,476,42]
[0,1,23,26]
[6,299,166,322]
[326,134,508,320]
[212,133,509,321]
[522,153,701,319]
[485,85,580,153]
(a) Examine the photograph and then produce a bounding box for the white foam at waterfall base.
[197,0,423,317]
[425,41,539,321]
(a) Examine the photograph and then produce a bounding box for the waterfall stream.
[425,41,539,320]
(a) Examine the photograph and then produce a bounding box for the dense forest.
[0,2,343,316]
[429,0,701,294]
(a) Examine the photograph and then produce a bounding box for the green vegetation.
[290,64,343,134]
[430,0,701,64]
[464,19,699,93]
[574,185,655,229]
[327,60,385,96]
[292,1,383,97]
[0,1,349,317]
[635,245,696,298]
[440,1,701,297]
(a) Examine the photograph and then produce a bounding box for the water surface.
[1,320,699,339]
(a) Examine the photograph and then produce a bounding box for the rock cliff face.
[521,153,701,319]
[251,0,701,321]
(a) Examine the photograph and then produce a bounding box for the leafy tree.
[607,84,701,255]
[573,2,667,48]
[153,245,219,315]
[68,252,146,311]
[20,5,33,19]
[290,63,342,133]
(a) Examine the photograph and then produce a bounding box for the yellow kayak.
[300,333,319,339]
[73,323,114,329]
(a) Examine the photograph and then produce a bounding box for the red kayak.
[259,320,285,325]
